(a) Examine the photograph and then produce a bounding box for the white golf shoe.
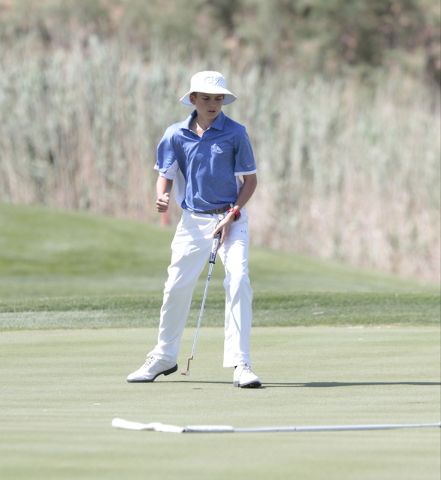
[127,356,178,383]
[233,363,261,388]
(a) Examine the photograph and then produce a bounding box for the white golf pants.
[148,209,253,367]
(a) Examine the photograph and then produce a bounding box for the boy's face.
[189,92,224,120]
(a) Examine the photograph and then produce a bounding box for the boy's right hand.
[156,193,170,212]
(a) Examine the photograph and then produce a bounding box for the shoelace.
[144,357,156,367]
[240,363,253,374]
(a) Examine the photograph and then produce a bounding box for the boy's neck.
[190,111,219,137]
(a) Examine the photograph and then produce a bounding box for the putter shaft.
[182,229,222,376]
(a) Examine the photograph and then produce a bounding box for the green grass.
[1,327,439,480]
[0,292,439,330]
[0,203,439,330]
[1,202,438,298]
[0,202,439,479]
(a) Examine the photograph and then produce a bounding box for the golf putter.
[181,219,223,376]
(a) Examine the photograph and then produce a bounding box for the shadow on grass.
[167,381,440,387]
[171,380,266,388]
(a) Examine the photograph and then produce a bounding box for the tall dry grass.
[0,39,439,281]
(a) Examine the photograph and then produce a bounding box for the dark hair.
[190,92,224,98]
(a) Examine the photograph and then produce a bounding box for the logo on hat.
[204,76,221,86]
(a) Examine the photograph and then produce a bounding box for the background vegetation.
[0,0,440,281]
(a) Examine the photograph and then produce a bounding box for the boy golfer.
[127,71,261,388]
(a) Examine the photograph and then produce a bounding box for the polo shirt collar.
[181,110,226,132]
[210,111,226,130]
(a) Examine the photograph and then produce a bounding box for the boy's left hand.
[213,214,235,246]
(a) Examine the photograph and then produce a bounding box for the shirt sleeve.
[154,129,179,180]
[234,131,257,176]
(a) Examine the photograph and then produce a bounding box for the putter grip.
[209,232,221,264]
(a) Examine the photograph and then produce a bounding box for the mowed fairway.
[0,203,440,480]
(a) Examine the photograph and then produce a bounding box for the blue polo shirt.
[154,110,257,212]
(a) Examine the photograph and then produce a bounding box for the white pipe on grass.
[112,418,441,434]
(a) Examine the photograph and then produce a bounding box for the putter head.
[181,356,193,376]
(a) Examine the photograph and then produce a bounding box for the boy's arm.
[156,176,173,212]
[214,173,257,245]
[230,173,258,213]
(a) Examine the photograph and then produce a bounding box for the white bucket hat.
[180,71,237,106]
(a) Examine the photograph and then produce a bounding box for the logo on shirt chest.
[213,145,223,154]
